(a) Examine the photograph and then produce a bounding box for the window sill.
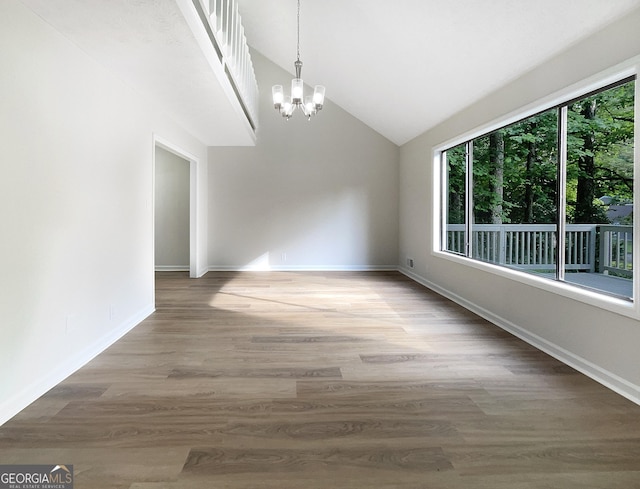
[432,250,638,320]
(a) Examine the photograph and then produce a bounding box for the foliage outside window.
[442,78,635,300]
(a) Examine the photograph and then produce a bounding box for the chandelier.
[272,0,325,120]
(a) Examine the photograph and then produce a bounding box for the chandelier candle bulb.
[313,85,325,108]
[282,96,293,118]
[272,85,284,108]
[304,96,315,119]
[291,78,304,104]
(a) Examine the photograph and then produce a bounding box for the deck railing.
[446,224,632,275]
[192,0,259,130]
[599,225,633,278]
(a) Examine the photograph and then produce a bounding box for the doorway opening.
[153,136,200,279]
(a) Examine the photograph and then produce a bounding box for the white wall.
[0,0,208,424]
[399,9,640,403]
[155,147,190,270]
[208,51,400,270]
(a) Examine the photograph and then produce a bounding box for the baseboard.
[208,265,398,272]
[155,266,189,272]
[154,266,208,277]
[398,267,640,406]
[0,304,155,426]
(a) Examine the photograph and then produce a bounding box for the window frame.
[432,58,640,319]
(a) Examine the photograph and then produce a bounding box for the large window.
[441,77,635,301]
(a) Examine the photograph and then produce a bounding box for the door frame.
[152,135,201,279]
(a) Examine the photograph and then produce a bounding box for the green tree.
[567,81,635,223]
[445,79,633,232]
[472,110,557,225]
[446,143,466,225]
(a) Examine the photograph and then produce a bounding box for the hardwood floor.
[1,271,640,488]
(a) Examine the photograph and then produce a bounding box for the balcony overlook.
[21,0,259,146]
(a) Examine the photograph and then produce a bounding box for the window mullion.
[441,151,449,252]
[466,141,474,258]
[557,106,568,281]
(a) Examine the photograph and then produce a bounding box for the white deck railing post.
[446,223,631,275]
[598,225,633,278]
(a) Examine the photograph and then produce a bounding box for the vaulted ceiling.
[19,0,640,146]
[239,0,640,145]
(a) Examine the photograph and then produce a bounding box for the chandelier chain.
[296,0,300,61]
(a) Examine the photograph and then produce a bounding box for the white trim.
[189,158,198,279]
[155,266,190,272]
[0,305,154,426]
[152,135,201,279]
[433,250,637,319]
[174,0,257,143]
[399,267,640,406]
[432,57,640,319]
[634,65,640,305]
[208,265,398,272]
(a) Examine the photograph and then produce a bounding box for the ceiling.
[19,0,640,147]
[239,0,640,145]
[20,0,257,146]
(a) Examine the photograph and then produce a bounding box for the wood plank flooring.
[1,271,640,488]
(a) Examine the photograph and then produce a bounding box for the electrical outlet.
[109,304,117,321]
[281,252,287,263]
[407,258,414,269]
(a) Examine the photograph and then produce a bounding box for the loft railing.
[446,224,633,275]
[191,0,259,130]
